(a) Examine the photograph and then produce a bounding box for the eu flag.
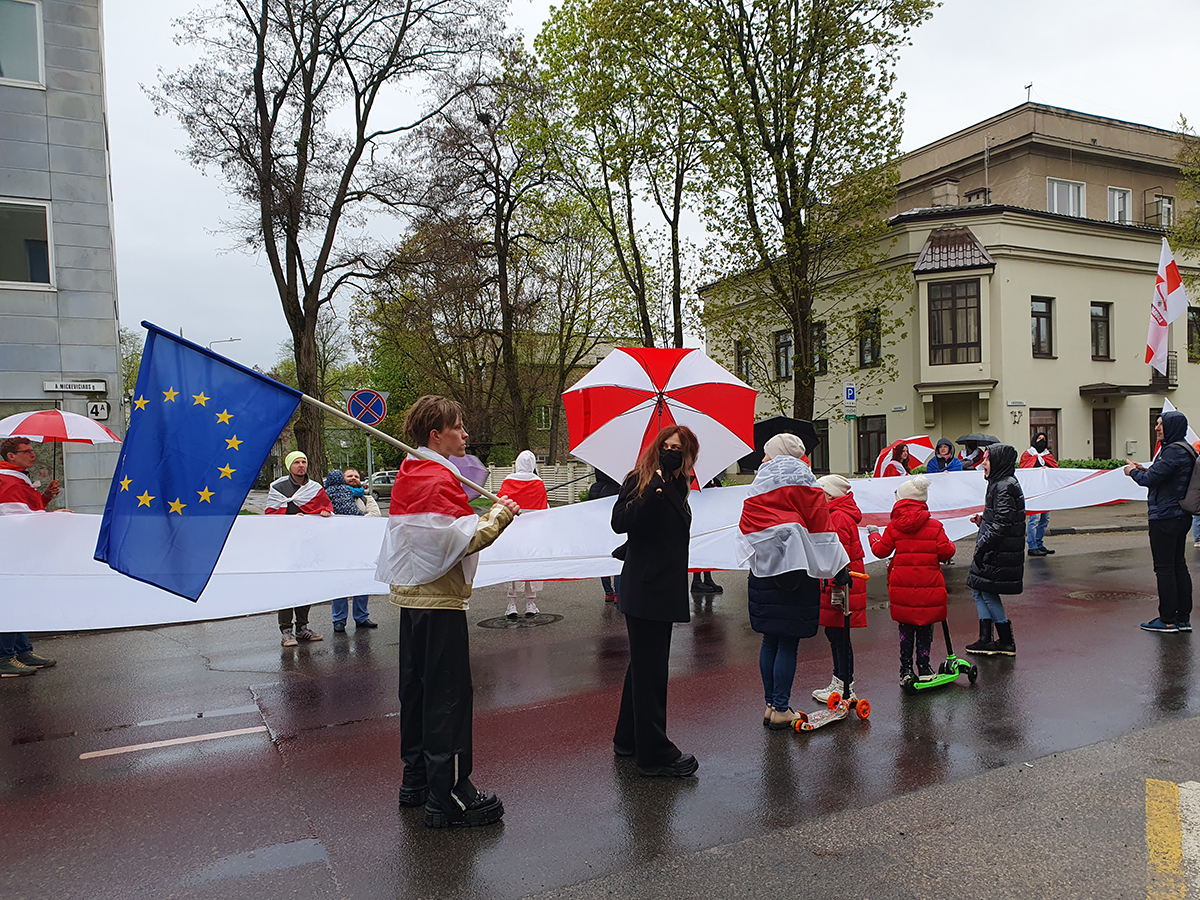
[95,322,302,600]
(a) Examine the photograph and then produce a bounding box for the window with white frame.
[1108,187,1132,223]
[1047,178,1085,217]
[0,0,43,87]
[0,200,51,285]
[1156,194,1175,228]
[534,405,551,431]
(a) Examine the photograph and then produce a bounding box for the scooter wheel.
[856,699,871,719]
[968,665,979,684]
[827,692,842,710]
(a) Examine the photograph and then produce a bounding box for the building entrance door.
[1092,408,1112,460]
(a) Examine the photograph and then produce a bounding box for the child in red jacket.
[867,475,956,686]
[813,475,867,703]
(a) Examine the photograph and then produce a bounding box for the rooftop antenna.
[1025,82,1033,103]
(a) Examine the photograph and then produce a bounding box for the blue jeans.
[1192,516,1200,543]
[0,632,32,657]
[1026,512,1050,550]
[972,589,1008,624]
[759,633,800,710]
[601,575,622,596]
[331,595,369,624]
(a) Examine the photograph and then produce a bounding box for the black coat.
[1131,411,1194,520]
[611,472,692,623]
[747,571,821,639]
[967,444,1026,595]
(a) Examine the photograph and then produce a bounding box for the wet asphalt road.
[3,527,1199,899]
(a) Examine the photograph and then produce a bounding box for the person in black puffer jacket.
[1126,410,1194,633]
[966,443,1025,656]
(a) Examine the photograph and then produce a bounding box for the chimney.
[931,179,960,207]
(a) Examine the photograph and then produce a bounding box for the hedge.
[1056,458,1126,469]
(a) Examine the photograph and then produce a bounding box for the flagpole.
[298,394,504,506]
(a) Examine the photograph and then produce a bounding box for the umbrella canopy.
[955,433,1000,446]
[738,416,820,471]
[563,347,756,488]
[873,435,935,478]
[0,409,120,444]
[449,454,489,501]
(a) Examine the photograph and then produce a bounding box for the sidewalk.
[1047,500,1149,535]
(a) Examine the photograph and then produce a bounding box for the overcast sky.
[103,0,1200,370]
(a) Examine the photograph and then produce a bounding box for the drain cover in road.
[1067,590,1157,603]
[477,613,563,629]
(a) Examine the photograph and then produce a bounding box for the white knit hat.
[896,474,930,503]
[817,474,852,498]
[763,433,806,460]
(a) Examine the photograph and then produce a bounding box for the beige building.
[706,103,1197,473]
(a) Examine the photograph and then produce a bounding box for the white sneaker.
[525,600,540,617]
[506,600,519,619]
[844,680,858,701]
[812,676,843,704]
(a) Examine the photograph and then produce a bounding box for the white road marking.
[1179,781,1200,890]
[79,726,268,760]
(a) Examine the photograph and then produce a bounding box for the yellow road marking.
[1148,778,1187,900]
[79,726,268,760]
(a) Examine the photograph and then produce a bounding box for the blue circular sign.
[347,389,387,426]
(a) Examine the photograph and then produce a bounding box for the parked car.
[369,469,399,501]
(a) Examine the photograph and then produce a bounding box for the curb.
[1047,524,1148,535]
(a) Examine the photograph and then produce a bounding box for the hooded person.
[1020,432,1059,556]
[867,475,956,685]
[1125,410,1195,633]
[736,433,850,730]
[499,451,550,618]
[965,444,1025,656]
[925,439,963,474]
[812,474,867,704]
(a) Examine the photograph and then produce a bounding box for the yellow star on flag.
[137,490,155,507]
[215,409,233,424]
[133,395,148,411]
[225,435,243,451]
[197,486,214,503]
[192,392,210,406]
[168,498,186,515]
[163,387,178,402]
[119,477,132,492]
[218,463,236,479]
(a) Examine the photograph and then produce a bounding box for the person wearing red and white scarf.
[266,450,332,646]
[379,396,519,829]
[0,437,59,676]
[1019,432,1058,557]
[498,450,548,618]
[736,433,849,730]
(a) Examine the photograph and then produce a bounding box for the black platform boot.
[993,620,1016,656]
[965,619,994,656]
[703,572,723,594]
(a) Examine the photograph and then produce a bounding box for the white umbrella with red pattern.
[0,409,121,444]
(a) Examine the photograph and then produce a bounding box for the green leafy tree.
[1171,116,1200,295]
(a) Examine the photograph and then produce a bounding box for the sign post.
[344,389,389,476]
[843,383,857,474]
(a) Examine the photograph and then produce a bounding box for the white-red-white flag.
[1146,238,1190,376]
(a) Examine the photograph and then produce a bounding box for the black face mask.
[659,448,683,475]
[1034,438,1048,453]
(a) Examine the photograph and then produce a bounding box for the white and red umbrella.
[0,409,121,444]
[562,347,756,487]
[873,435,934,478]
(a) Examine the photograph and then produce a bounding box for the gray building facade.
[0,0,121,513]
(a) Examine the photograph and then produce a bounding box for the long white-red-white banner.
[0,468,1146,631]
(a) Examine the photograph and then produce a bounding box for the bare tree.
[151,0,503,472]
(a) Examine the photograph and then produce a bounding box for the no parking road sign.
[346,389,388,426]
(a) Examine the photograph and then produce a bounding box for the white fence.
[484,463,595,505]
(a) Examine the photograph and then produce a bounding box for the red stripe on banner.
[738,484,835,535]
[619,347,693,390]
[668,382,757,445]
[563,386,655,449]
[389,459,474,518]
[1167,260,1183,294]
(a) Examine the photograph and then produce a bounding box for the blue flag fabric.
[95,322,302,600]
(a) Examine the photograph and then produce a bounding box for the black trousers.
[1149,515,1193,624]
[278,606,310,630]
[399,608,476,813]
[614,614,680,768]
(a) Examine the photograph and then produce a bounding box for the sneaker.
[1179,621,1193,633]
[767,707,803,730]
[899,665,915,686]
[1027,547,1048,557]
[356,619,378,629]
[917,663,936,682]
[0,656,36,677]
[16,651,55,668]
[812,676,843,704]
[1141,618,1180,633]
[524,601,539,617]
[333,621,347,633]
[506,600,519,619]
[604,592,617,602]
[425,791,505,828]
[1195,542,1200,549]
[280,628,298,647]
[296,627,323,642]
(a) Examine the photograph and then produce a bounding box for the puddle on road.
[181,838,328,885]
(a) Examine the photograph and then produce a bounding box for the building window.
[1031,297,1053,357]
[734,340,752,383]
[928,279,981,365]
[858,309,882,368]
[809,419,829,473]
[1090,303,1112,359]
[1047,178,1085,217]
[1154,194,1175,228]
[856,415,886,474]
[534,405,551,431]
[1029,409,1059,458]
[0,200,52,285]
[0,0,43,87]
[812,322,827,375]
[1108,187,1131,223]
[774,330,793,380]
[1189,309,1200,364]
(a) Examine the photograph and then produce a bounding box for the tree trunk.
[291,306,327,475]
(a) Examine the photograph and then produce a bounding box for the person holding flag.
[499,450,549,618]
[266,451,333,647]
[377,396,520,828]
